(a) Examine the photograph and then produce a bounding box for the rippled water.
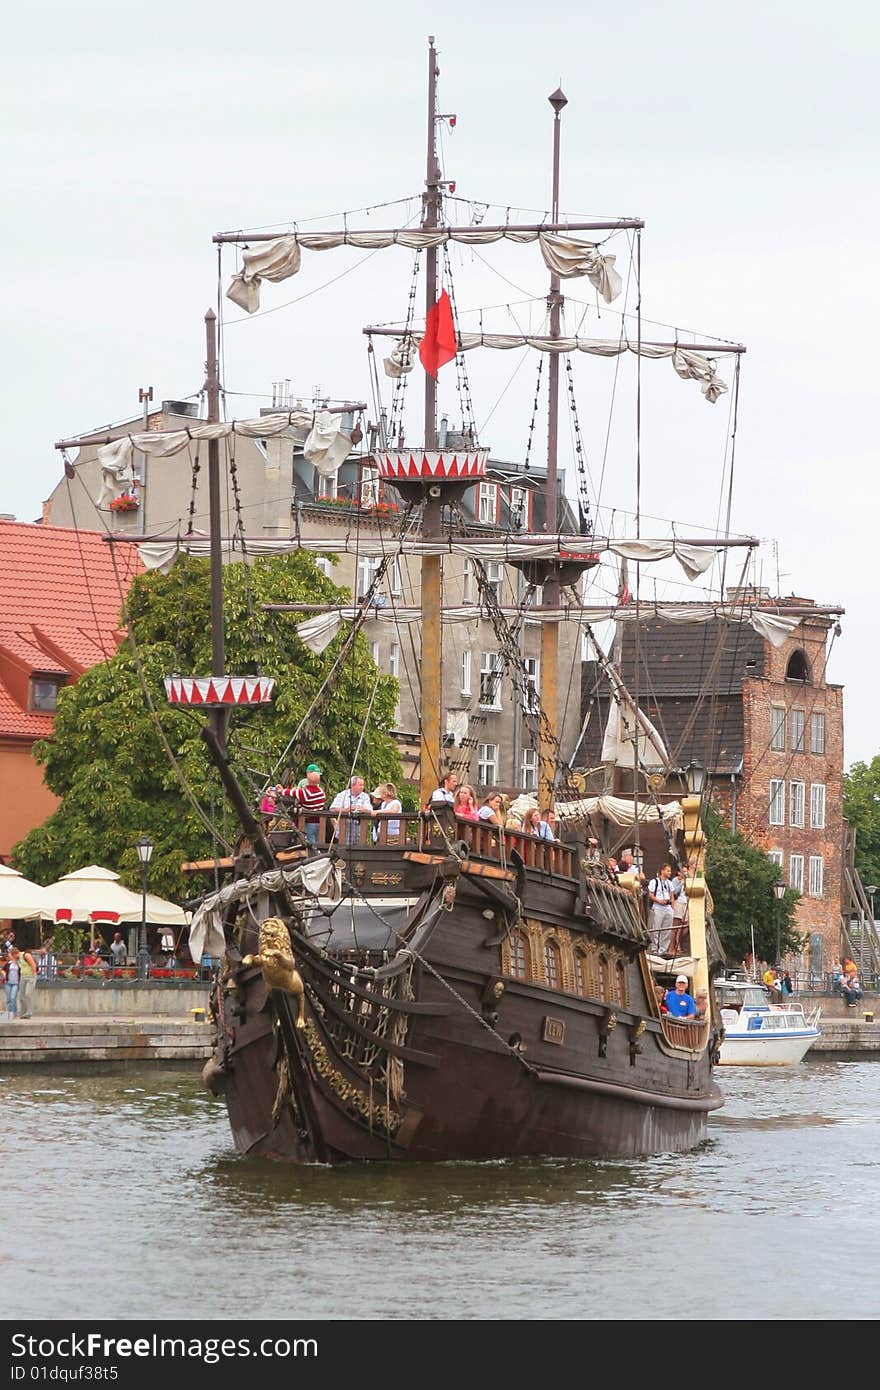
[4,1058,878,1320]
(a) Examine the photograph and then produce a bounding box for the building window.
[522,748,538,790]
[370,640,381,667]
[389,559,403,596]
[790,780,805,829]
[314,555,332,579]
[790,709,806,753]
[544,939,561,990]
[769,779,785,826]
[460,649,471,696]
[357,555,382,599]
[478,482,497,524]
[509,486,528,528]
[30,678,61,712]
[808,856,824,898]
[389,642,399,679]
[508,930,531,981]
[316,469,338,500]
[478,743,498,785]
[485,561,504,602]
[810,783,826,830]
[462,560,474,604]
[811,712,826,755]
[785,650,811,682]
[770,706,785,752]
[479,653,503,709]
[769,849,783,868]
[360,470,379,507]
[790,854,804,894]
[522,657,540,713]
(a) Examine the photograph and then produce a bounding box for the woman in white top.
[371,782,402,840]
[478,793,504,826]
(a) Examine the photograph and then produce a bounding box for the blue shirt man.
[665,975,696,1018]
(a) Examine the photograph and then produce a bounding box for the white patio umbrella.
[0,863,50,921]
[41,865,187,928]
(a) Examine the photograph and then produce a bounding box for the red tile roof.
[0,520,142,739]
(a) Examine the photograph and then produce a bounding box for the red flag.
[419,289,457,378]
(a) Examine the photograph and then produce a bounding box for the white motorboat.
[715,976,821,1066]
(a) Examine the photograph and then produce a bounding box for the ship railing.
[267,808,576,876]
[431,817,576,878]
[660,1016,710,1050]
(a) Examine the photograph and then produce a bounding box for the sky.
[2,0,878,764]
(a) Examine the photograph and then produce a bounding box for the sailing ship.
[82,38,798,1161]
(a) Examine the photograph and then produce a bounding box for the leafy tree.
[704,803,801,964]
[12,554,400,899]
[843,758,880,890]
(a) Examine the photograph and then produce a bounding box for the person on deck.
[665,974,697,1019]
[538,809,556,842]
[669,866,688,955]
[453,785,479,821]
[428,772,458,808]
[329,776,373,845]
[654,983,669,1015]
[371,783,402,841]
[110,932,127,967]
[648,863,675,956]
[477,793,504,826]
[293,764,326,845]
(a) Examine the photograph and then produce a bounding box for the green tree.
[843,758,880,889]
[12,554,400,899]
[704,804,801,964]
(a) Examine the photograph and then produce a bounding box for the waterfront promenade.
[0,1016,214,1062]
[0,992,878,1064]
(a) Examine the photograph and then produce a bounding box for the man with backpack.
[648,863,675,956]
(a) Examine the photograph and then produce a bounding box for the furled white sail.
[226,229,621,313]
[554,795,684,833]
[134,533,740,578]
[95,410,354,506]
[382,332,728,402]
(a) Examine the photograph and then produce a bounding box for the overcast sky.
[2,0,877,764]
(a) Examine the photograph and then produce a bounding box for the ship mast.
[419,35,443,809]
[538,87,568,810]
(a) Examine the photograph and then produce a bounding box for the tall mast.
[419,36,443,807]
[538,87,568,809]
[204,309,227,747]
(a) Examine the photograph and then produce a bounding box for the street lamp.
[135,834,154,981]
[685,759,706,796]
[773,879,786,967]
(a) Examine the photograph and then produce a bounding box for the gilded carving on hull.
[302,1020,402,1136]
[371,871,403,886]
[243,916,306,1028]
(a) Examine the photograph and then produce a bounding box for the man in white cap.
[665,974,696,1019]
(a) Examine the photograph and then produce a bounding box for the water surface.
[4,1058,877,1320]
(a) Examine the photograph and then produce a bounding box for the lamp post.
[685,758,706,797]
[773,880,786,968]
[135,834,154,981]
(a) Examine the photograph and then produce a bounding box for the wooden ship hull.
[202,813,722,1163]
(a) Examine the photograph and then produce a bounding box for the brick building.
[579,594,844,968]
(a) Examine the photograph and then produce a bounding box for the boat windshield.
[715,983,768,1009]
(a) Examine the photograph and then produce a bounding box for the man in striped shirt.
[292,763,326,846]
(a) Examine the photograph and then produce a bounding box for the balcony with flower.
[109,491,140,513]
